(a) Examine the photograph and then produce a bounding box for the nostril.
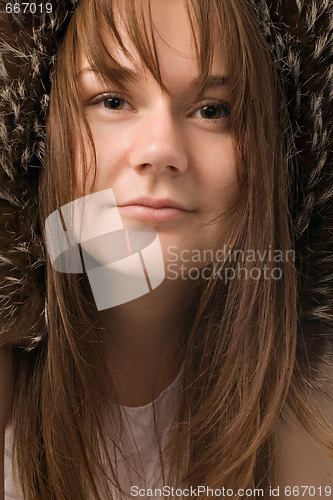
[128,137,188,174]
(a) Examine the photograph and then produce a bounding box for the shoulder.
[274,366,333,499]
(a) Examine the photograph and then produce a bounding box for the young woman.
[0,0,332,498]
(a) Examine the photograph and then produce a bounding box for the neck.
[98,278,196,406]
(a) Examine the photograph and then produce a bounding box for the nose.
[127,101,188,176]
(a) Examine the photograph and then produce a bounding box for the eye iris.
[104,97,124,110]
[201,105,221,119]
[201,106,221,120]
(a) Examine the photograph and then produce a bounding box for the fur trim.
[0,0,77,345]
[254,0,333,387]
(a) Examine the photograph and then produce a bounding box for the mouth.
[117,198,194,222]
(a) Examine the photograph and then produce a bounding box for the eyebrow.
[77,67,229,91]
[190,74,229,90]
[77,66,138,83]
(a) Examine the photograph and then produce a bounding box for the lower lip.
[119,205,192,221]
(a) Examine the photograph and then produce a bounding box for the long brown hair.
[10,0,331,498]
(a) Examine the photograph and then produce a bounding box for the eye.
[192,103,230,120]
[102,97,128,110]
[88,93,132,111]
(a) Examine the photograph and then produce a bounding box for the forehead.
[76,0,227,92]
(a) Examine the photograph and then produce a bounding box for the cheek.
[194,136,239,209]
[74,123,123,195]
[87,125,128,192]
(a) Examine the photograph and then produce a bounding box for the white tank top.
[4,367,182,499]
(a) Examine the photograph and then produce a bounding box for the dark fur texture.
[0,0,78,346]
[254,0,333,389]
[0,0,332,386]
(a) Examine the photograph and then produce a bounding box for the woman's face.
[76,0,239,275]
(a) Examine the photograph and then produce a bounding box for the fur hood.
[0,0,332,381]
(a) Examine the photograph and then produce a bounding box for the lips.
[117,197,194,222]
[118,197,191,211]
